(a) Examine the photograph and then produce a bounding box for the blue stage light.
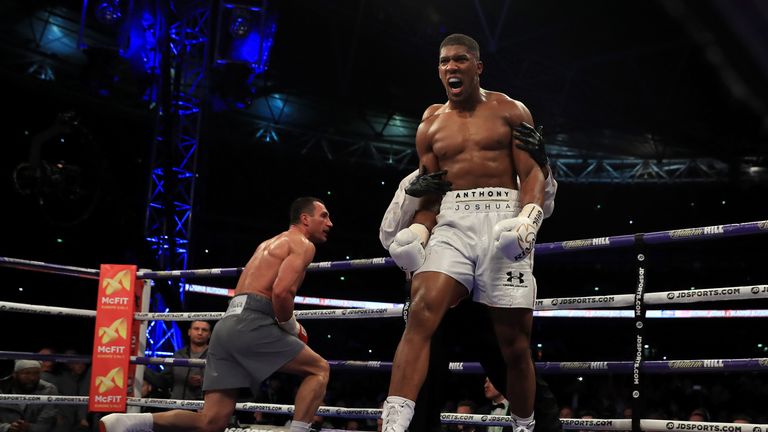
[230,14,250,38]
[94,0,122,25]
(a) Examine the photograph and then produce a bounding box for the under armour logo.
[506,271,524,284]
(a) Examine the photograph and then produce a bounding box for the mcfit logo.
[507,271,524,284]
[103,270,131,295]
[95,367,124,393]
[98,318,128,343]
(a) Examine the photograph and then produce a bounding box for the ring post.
[89,265,138,413]
[631,234,647,432]
[127,278,152,412]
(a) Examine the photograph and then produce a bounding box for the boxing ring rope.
[2,219,768,430]
[3,279,767,374]
[0,395,765,431]
[2,281,766,320]
[2,220,766,279]
[3,350,768,376]
[0,256,395,280]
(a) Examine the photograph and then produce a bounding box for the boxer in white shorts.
[380,33,548,432]
[382,176,556,308]
[380,148,559,431]
[416,187,536,308]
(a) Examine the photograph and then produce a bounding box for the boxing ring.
[1,219,767,431]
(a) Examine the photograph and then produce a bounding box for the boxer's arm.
[273,240,314,322]
[412,107,443,231]
[405,168,452,197]
[513,122,548,174]
[412,195,440,232]
[494,102,546,261]
[513,120,556,217]
[379,169,421,249]
[510,104,545,208]
[542,175,558,219]
[387,162,438,272]
[386,108,442,271]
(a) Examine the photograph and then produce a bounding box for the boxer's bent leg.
[278,345,330,424]
[153,389,238,432]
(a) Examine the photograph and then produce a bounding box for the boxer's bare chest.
[428,107,512,160]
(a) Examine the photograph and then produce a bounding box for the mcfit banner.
[89,265,137,412]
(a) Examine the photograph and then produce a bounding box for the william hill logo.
[560,362,608,370]
[668,360,724,369]
[562,238,609,249]
[669,226,724,239]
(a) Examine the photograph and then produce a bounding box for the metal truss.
[248,93,731,183]
[0,6,91,80]
[550,158,728,183]
[248,92,419,169]
[143,2,210,358]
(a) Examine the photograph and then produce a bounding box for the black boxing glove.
[513,122,548,168]
[404,167,452,197]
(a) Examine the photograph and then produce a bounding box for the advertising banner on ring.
[89,265,137,412]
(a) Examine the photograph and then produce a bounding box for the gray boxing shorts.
[203,294,304,391]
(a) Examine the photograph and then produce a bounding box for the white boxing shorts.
[414,187,537,309]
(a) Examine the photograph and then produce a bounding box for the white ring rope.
[132,307,406,321]
[0,301,96,317]
[0,302,402,321]
[0,396,764,431]
[536,285,768,310]
[2,284,765,321]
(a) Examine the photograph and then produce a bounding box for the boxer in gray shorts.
[203,294,304,390]
[101,197,334,432]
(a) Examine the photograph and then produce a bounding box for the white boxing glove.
[388,223,430,272]
[278,314,308,343]
[493,203,544,262]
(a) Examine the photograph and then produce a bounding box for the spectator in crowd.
[731,413,752,424]
[140,369,171,413]
[37,348,61,389]
[0,360,59,432]
[56,350,92,431]
[161,321,211,401]
[559,406,574,419]
[688,408,709,422]
[450,399,477,432]
[479,378,508,432]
